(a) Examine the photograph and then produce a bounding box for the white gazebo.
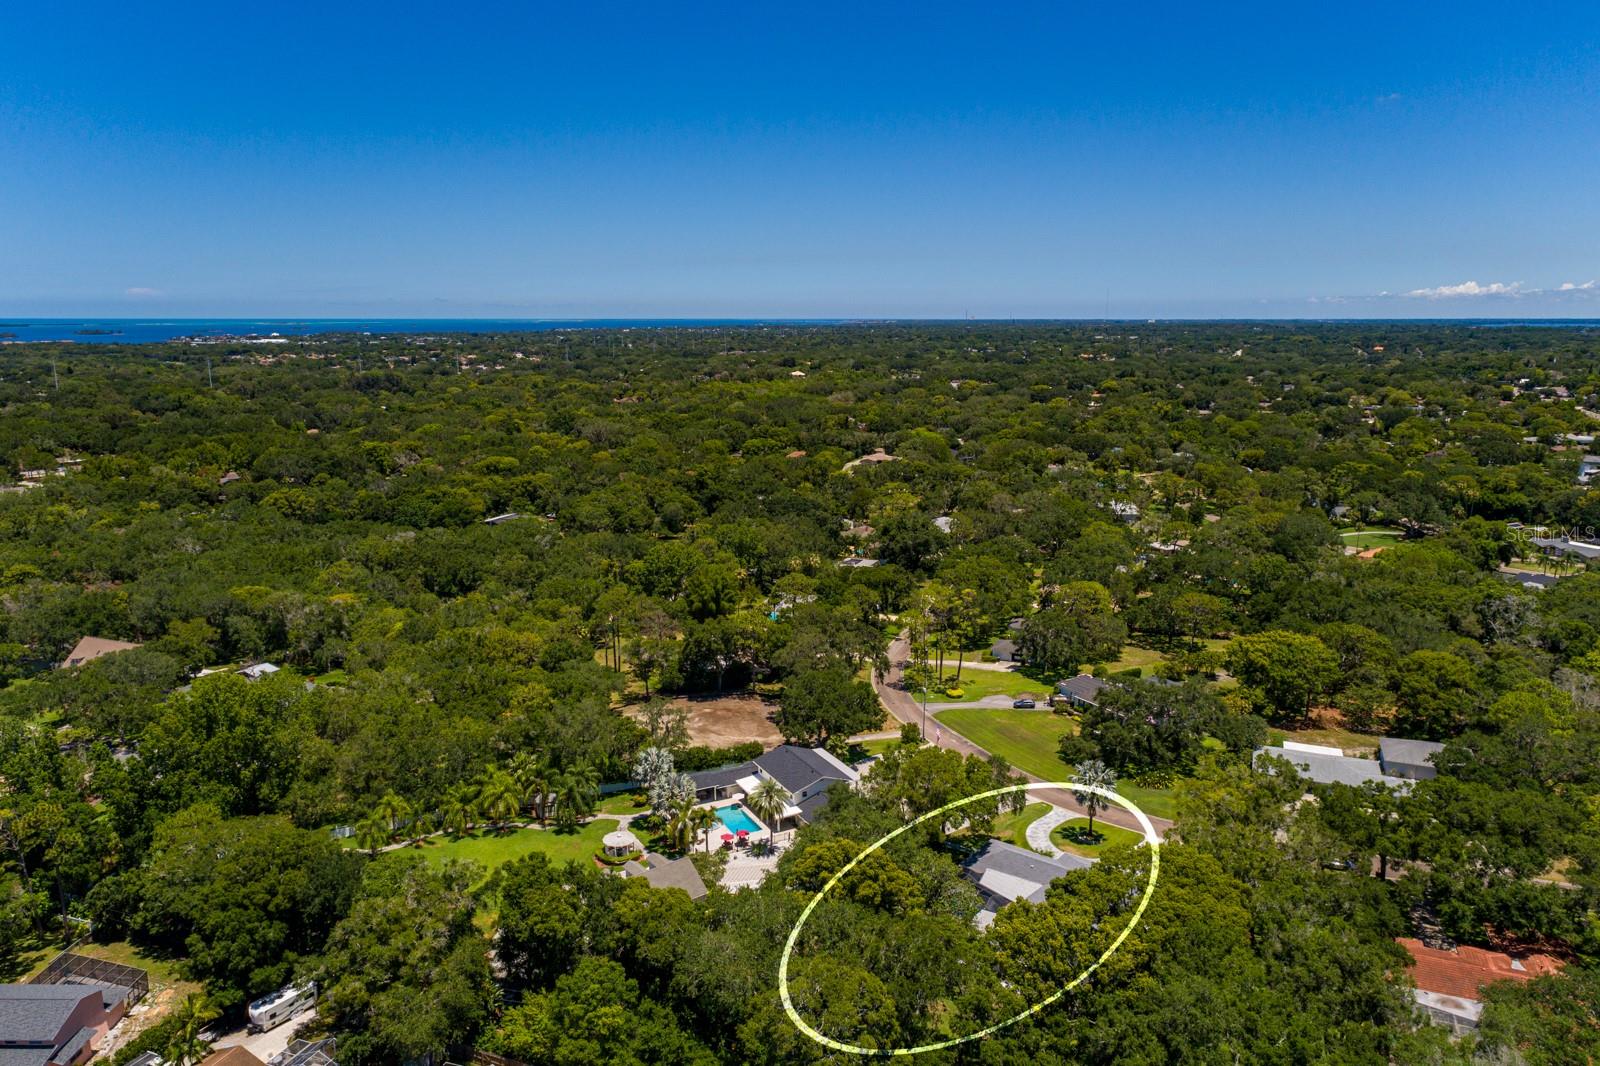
[602,828,641,858]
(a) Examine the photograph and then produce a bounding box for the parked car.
[1012,697,1036,709]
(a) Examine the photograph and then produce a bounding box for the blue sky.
[3,2,1598,318]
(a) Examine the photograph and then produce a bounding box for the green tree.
[164,991,220,1066]
[775,667,882,747]
[1071,759,1117,835]
[1225,630,1339,722]
[318,857,494,1066]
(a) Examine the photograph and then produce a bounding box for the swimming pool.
[713,803,763,835]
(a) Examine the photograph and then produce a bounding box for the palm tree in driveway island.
[1071,759,1118,837]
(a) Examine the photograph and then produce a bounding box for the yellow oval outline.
[777,781,1161,1056]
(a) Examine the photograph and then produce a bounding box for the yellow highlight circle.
[777,781,1161,1057]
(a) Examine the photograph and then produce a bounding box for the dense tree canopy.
[0,322,1596,1061]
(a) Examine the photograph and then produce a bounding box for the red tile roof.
[1398,938,1564,1001]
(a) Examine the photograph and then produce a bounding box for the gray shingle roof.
[752,745,852,793]
[0,985,102,1045]
[642,856,708,899]
[0,1049,52,1066]
[1379,737,1446,771]
[1256,746,1411,790]
[688,762,757,791]
[48,1026,93,1066]
[1055,674,1107,704]
[962,839,1090,905]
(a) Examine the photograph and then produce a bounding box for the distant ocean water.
[0,318,847,344]
[0,317,1596,344]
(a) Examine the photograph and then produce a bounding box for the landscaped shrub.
[595,849,643,867]
[674,742,763,772]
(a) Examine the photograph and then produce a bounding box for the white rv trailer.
[248,981,317,1033]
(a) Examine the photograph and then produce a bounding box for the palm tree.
[166,991,220,1066]
[665,797,698,853]
[553,762,600,829]
[690,805,718,853]
[353,814,389,856]
[1071,759,1118,836]
[438,784,477,837]
[477,770,522,829]
[512,753,555,825]
[372,792,412,841]
[746,777,788,834]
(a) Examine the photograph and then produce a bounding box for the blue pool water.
[713,803,762,835]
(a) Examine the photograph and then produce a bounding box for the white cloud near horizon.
[1558,280,1597,291]
[124,286,164,298]
[1404,280,1523,298]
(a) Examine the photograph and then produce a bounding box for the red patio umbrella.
[720,833,735,846]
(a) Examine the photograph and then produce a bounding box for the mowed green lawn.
[988,801,1053,851]
[933,707,1178,821]
[915,668,1048,703]
[390,819,618,880]
[1051,819,1146,858]
[934,707,1076,776]
[1339,528,1401,548]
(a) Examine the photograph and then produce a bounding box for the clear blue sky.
[3,2,1598,318]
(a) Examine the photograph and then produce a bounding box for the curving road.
[872,630,1174,838]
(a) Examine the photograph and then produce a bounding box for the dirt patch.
[651,694,785,748]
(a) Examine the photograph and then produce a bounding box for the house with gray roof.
[688,744,859,826]
[1255,746,1413,791]
[632,854,708,899]
[1055,673,1108,708]
[1258,745,1409,789]
[0,984,127,1066]
[961,839,1091,929]
[1379,737,1447,781]
[1530,536,1600,560]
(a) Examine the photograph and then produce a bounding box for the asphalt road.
[872,630,1174,838]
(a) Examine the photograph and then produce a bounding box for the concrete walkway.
[1025,804,1075,857]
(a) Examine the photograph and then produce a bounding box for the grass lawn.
[1114,782,1176,822]
[989,801,1052,851]
[597,790,650,816]
[934,708,1076,778]
[398,819,618,881]
[853,736,909,759]
[933,696,1183,825]
[1268,725,1382,754]
[1051,819,1147,858]
[915,668,1047,704]
[1339,528,1402,548]
[17,938,197,996]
